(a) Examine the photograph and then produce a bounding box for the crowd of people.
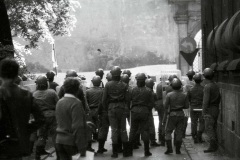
[0,58,221,160]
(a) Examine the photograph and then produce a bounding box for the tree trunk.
[0,0,14,59]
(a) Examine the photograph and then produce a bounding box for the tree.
[5,0,81,49]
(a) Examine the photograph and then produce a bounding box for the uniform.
[33,89,59,158]
[164,89,189,154]
[86,86,103,141]
[202,80,220,147]
[102,79,129,157]
[188,83,204,142]
[129,86,154,153]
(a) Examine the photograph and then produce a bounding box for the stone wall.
[217,82,240,158]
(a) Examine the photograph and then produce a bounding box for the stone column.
[174,3,190,76]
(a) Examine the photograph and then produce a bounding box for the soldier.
[156,77,165,146]
[182,70,195,138]
[33,75,59,160]
[145,78,161,147]
[188,73,204,143]
[96,73,112,154]
[164,78,189,154]
[202,68,220,153]
[0,59,45,160]
[102,66,130,158]
[166,75,178,94]
[129,73,154,157]
[95,68,104,88]
[86,76,103,152]
[46,71,59,91]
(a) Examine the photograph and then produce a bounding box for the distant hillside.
[24,0,179,71]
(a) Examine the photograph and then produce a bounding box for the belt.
[170,108,183,112]
[109,99,124,103]
[89,106,98,109]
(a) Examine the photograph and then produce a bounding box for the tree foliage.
[5,0,80,49]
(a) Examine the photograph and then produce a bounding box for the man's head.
[0,58,19,80]
[66,70,78,78]
[136,73,146,87]
[145,78,154,89]
[106,72,112,82]
[168,74,178,83]
[35,75,48,90]
[91,76,102,87]
[171,78,182,90]
[46,71,55,82]
[122,70,131,77]
[121,74,130,84]
[95,68,104,79]
[110,66,122,81]
[203,68,214,80]
[193,73,202,84]
[186,70,195,81]
[63,77,80,95]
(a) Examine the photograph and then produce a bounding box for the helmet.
[145,78,154,89]
[168,74,178,82]
[95,68,104,78]
[203,68,214,79]
[193,73,202,82]
[106,72,112,81]
[110,66,122,76]
[186,70,195,76]
[91,76,102,86]
[136,73,146,81]
[121,74,130,84]
[122,70,131,77]
[35,75,48,86]
[171,78,182,89]
[46,71,55,79]
[66,70,78,77]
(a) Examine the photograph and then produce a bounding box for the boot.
[117,137,123,153]
[150,134,160,147]
[93,132,98,142]
[164,140,173,154]
[144,141,152,156]
[111,144,118,158]
[97,140,108,154]
[159,134,165,146]
[198,132,203,143]
[87,142,95,152]
[204,140,218,153]
[175,141,182,154]
[123,142,132,157]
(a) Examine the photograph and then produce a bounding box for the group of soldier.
[0,58,221,160]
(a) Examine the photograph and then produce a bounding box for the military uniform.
[188,83,204,142]
[202,80,220,148]
[129,86,154,154]
[102,80,128,156]
[164,90,189,154]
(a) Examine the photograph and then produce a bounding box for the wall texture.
[201,0,240,158]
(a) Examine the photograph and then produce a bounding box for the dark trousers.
[129,112,150,143]
[98,112,109,141]
[108,106,128,144]
[55,144,77,160]
[157,107,165,140]
[165,116,184,141]
[204,114,218,141]
[191,111,204,136]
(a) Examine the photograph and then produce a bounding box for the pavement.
[33,113,234,160]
